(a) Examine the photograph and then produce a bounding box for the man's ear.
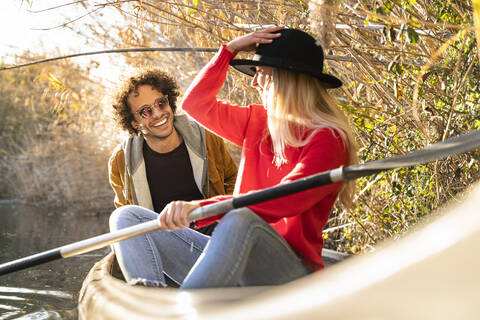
[131,120,139,130]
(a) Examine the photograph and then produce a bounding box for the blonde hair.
[264,68,358,207]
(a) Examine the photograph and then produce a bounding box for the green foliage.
[320,0,480,253]
[406,27,419,44]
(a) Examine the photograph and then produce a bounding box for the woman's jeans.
[110,205,311,289]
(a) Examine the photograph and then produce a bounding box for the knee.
[219,208,262,230]
[109,205,135,231]
[109,205,155,231]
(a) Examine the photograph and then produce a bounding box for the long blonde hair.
[264,68,358,207]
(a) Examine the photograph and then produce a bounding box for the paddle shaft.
[189,168,343,221]
[0,219,161,275]
[1,129,480,275]
[0,169,340,276]
[190,124,480,220]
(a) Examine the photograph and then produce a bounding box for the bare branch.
[0,46,392,72]
[30,6,103,31]
[25,0,89,13]
[0,47,218,71]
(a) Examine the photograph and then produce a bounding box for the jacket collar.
[122,114,209,207]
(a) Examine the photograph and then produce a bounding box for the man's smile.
[151,115,169,128]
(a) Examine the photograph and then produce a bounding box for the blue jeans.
[109,205,311,289]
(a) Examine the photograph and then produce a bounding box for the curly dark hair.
[112,69,180,135]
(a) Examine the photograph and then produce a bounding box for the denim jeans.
[109,205,311,289]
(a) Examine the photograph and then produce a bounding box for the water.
[0,202,112,319]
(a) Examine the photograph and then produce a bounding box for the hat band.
[251,54,324,75]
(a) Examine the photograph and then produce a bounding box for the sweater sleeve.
[192,194,234,228]
[180,45,252,147]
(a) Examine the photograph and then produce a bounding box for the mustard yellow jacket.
[108,114,237,209]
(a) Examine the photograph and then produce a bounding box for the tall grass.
[0,54,118,212]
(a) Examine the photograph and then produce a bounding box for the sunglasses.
[135,95,169,119]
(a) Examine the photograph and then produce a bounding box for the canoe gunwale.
[78,252,274,319]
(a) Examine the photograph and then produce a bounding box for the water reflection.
[0,202,112,319]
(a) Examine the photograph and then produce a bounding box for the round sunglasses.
[135,95,169,119]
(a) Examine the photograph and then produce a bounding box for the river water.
[0,202,112,319]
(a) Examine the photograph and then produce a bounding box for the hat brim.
[230,59,342,89]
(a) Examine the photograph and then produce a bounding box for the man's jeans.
[110,205,310,289]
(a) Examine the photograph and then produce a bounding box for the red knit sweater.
[181,45,348,270]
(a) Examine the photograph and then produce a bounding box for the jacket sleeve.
[205,131,238,196]
[108,145,129,208]
[213,134,238,194]
[221,142,238,195]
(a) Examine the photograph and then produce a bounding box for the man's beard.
[153,127,175,140]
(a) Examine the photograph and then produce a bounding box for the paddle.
[1,129,479,276]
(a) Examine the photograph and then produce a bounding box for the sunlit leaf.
[48,73,62,86]
[406,27,419,44]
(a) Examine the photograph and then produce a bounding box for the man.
[109,69,238,235]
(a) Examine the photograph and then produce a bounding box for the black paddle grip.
[0,249,62,276]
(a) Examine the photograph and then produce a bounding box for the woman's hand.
[158,201,200,230]
[226,26,284,55]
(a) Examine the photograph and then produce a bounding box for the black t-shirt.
[143,140,203,212]
[143,141,217,235]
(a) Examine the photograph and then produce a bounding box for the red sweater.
[181,45,348,270]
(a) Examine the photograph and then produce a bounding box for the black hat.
[230,29,342,89]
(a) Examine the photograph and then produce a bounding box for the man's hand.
[226,26,284,55]
[158,201,200,230]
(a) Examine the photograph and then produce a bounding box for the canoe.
[78,181,480,319]
[78,249,349,319]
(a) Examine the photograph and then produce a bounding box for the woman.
[110,27,357,289]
